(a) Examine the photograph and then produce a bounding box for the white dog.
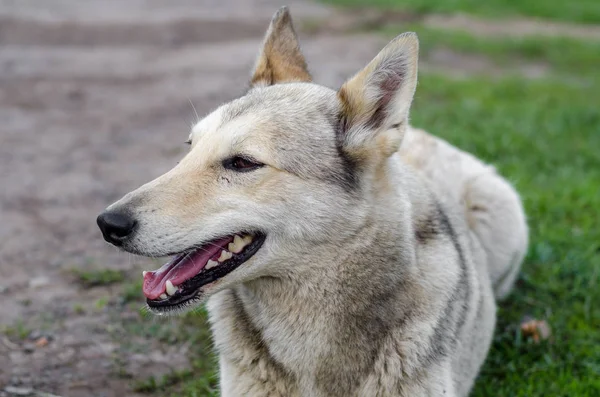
[98,7,528,396]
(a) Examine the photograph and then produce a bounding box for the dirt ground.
[0,1,395,396]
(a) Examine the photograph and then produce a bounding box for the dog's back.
[397,127,528,395]
[401,126,528,300]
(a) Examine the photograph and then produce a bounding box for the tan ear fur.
[338,32,419,157]
[250,7,312,87]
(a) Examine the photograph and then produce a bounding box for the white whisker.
[188,98,200,125]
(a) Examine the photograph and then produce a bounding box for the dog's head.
[97,7,419,313]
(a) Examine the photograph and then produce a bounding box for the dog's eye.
[223,156,264,172]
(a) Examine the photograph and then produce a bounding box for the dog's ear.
[250,7,311,87]
[337,33,418,159]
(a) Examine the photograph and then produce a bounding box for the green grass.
[398,26,600,81]
[324,0,600,24]
[1,320,32,340]
[70,268,125,287]
[121,278,144,303]
[124,309,219,396]
[165,310,219,397]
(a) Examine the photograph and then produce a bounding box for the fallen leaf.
[35,336,49,347]
[520,318,552,343]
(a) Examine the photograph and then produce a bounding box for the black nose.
[97,210,136,245]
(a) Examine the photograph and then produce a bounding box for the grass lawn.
[133,2,599,396]
[325,0,600,24]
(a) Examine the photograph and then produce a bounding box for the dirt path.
[422,13,600,41]
[307,6,600,40]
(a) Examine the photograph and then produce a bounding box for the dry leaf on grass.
[520,318,552,343]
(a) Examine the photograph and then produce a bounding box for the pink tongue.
[142,237,232,300]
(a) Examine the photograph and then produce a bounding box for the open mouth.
[142,232,265,310]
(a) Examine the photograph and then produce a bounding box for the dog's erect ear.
[250,7,311,87]
[338,33,418,158]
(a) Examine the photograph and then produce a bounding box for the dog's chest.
[208,288,330,395]
[245,291,330,381]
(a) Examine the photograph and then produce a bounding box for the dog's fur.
[102,7,528,396]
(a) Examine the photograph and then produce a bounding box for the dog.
[97,7,528,396]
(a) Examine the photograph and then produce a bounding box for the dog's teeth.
[159,293,168,300]
[142,271,148,278]
[206,259,219,270]
[228,235,245,253]
[165,280,177,296]
[218,250,233,262]
[242,235,253,245]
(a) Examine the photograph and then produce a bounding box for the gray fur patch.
[314,286,398,395]
[230,289,294,386]
[419,202,471,368]
[333,112,360,192]
[414,204,451,244]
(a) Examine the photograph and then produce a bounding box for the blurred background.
[0,0,598,396]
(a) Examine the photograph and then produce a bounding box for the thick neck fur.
[230,156,435,395]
